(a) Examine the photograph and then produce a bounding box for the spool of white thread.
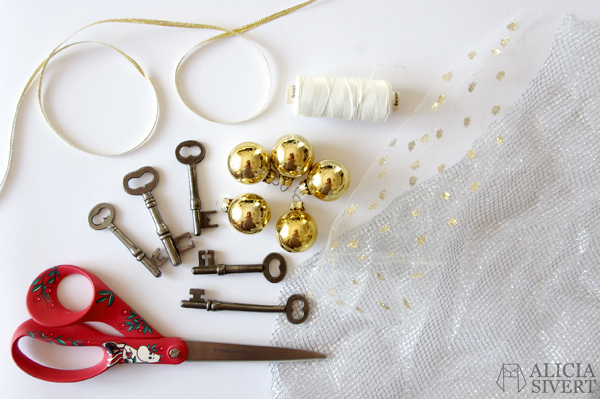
[286,75,399,122]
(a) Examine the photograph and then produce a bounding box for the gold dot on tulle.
[349,239,358,248]
[468,51,478,60]
[378,170,387,178]
[387,252,396,256]
[421,133,430,143]
[507,21,518,30]
[357,256,367,260]
[381,225,390,233]
[412,272,423,278]
[389,138,397,147]
[336,300,345,306]
[307,291,313,299]
[501,37,510,47]
[468,82,477,93]
[329,286,334,297]
[467,149,476,159]
[356,306,365,313]
[492,48,502,55]
[330,241,338,250]
[492,105,501,115]
[496,70,506,81]
[430,95,446,111]
[379,189,387,200]
[411,161,421,170]
[318,261,322,272]
[403,298,412,309]
[409,176,418,186]
[464,117,472,127]
[471,182,480,192]
[368,202,378,210]
[377,271,385,281]
[438,164,446,174]
[351,279,359,286]
[347,205,357,216]
[448,218,458,227]
[380,301,390,310]
[417,235,427,246]
[330,252,334,264]
[409,141,416,152]
[436,129,444,139]
[442,72,453,81]
[442,191,451,200]
[378,156,386,166]
[497,136,505,145]
[412,209,421,218]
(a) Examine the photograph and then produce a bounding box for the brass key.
[88,203,165,277]
[180,289,309,324]
[175,141,218,236]
[123,166,195,266]
[192,251,286,283]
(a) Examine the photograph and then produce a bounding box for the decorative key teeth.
[192,251,286,283]
[88,203,163,278]
[149,248,167,266]
[180,290,309,324]
[175,140,219,236]
[174,232,196,253]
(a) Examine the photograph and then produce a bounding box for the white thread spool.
[286,75,399,122]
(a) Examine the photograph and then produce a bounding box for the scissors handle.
[12,319,187,382]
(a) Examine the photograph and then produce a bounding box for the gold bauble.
[271,134,314,178]
[220,193,270,234]
[275,202,318,253]
[228,142,273,184]
[299,159,350,201]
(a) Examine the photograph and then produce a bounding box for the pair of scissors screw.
[11,265,325,383]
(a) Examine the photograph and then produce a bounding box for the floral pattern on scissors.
[118,309,154,335]
[30,266,59,309]
[26,330,91,347]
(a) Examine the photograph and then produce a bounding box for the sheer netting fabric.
[271,17,600,398]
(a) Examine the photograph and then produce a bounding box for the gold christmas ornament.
[299,159,350,201]
[275,201,318,253]
[219,193,270,234]
[227,142,276,184]
[271,134,314,186]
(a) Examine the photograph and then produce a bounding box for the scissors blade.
[184,341,325,362]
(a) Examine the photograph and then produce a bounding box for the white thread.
[293,75,393,122]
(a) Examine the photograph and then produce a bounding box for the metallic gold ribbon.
[1,0,317,194]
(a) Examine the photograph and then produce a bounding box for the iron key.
[192,251,286,283]
[123,166,195,266]
[175,141,218,236]
[180,289,309,324]
[88,203,165,277]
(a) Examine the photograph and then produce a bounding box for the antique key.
[123,166,195,266]
[192,251,286,283]
[180,289,309,324]
[175,141,218,236]
[88,203,165,277]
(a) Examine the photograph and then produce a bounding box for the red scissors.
[11,265,324,382]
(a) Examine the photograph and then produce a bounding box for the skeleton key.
[123,166,195,266]
[180,289,309,324]
[175,141,218,236]
[192,251,286,283]
[88,203,165,277]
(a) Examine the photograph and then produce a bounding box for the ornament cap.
[219,198,232,212]
[298,180,310,196]
[291,201,305,211]
[263,170,277,184]
[279,176,294,186]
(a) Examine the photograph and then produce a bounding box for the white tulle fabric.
[271,16,600,398]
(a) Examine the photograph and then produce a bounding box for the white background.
[1,1,600,398]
